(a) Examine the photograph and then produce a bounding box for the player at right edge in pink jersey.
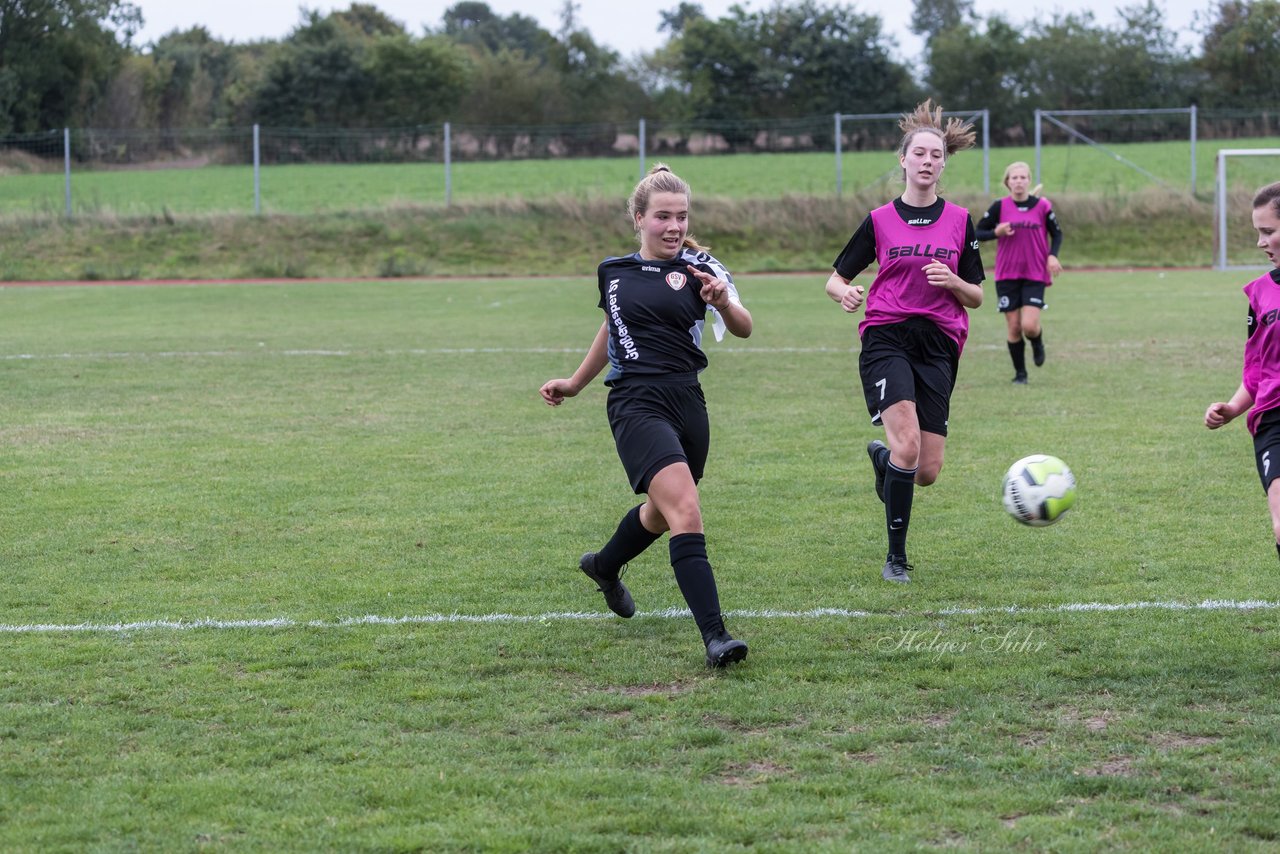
[1205,181,1280,563]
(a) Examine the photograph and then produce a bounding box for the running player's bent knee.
[666,502,703,534]
[888,439,921,469]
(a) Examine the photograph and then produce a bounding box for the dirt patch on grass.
[921,711,955,729]
[843,751,879,764]
[1055,705,1119,732]
[1148,733,1223,750]
[714,760,791,787]
[701,713,806,735]
[1078,756,1138,777]
[618,681,694,697]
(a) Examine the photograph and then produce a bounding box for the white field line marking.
[1,599,1275,635]
[1,341,1193,362]
[1,348,589,361]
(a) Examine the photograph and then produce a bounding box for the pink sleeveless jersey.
[1244,270,1280,435]
[994,196,1053,283]
[863,200,972,352]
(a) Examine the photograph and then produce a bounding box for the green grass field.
[3,136,1278,216]
[3,269,1279,850]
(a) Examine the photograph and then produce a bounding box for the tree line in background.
[2,0,1279,145]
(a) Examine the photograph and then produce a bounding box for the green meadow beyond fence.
[2,111,1280,217]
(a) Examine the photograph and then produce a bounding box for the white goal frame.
[1215,148,1280,270]
[1034,107,1197,194]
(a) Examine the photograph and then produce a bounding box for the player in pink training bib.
[1205,181,1280,563]
[823,101,985,584]
[976,161,1064,384]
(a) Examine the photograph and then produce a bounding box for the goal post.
[1034,106,1197,194]
[1215,148,1280,270]
[834,109,990,198]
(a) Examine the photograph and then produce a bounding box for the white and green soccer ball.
[1002,454,1077,527]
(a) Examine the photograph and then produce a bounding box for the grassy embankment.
[0,191,1244,281]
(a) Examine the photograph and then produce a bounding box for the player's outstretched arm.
[540,322,609,406]
[1205,383,1253,429]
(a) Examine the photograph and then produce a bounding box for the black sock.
[596,504,661,578]
[873,442,890,469]
[1008,339,1027,374]
[669,532,724,642]
[1028,333,1044,364]
[1275,541,1279,563]
[884,461,916,558]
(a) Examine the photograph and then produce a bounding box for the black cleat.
[1012,372,1028,385]
[867,439,888,503]
[882,554,913,584]
[1031,336,1045,367]
[705,633,749,668]
[579,552,635,618]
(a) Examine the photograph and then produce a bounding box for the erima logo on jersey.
[641,265,660,273]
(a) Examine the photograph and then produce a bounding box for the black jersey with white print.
[597,248,738,386]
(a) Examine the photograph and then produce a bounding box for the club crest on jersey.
[666,271,687,290]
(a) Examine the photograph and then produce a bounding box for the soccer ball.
[1002,454,1077,527]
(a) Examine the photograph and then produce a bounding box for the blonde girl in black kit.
[539,164,753,668]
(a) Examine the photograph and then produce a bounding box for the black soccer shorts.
[606,381,709,494]
[996,279,1047,313]
[1253,409,1280,494]
[858,318,959,437]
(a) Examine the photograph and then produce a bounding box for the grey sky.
[130,0,1208,63]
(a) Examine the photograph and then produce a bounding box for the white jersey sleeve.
[681,247,740,342]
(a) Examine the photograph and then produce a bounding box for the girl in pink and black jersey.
[1205,181,1280,562]
[823,101,985,584]
[976,161,1064,383]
